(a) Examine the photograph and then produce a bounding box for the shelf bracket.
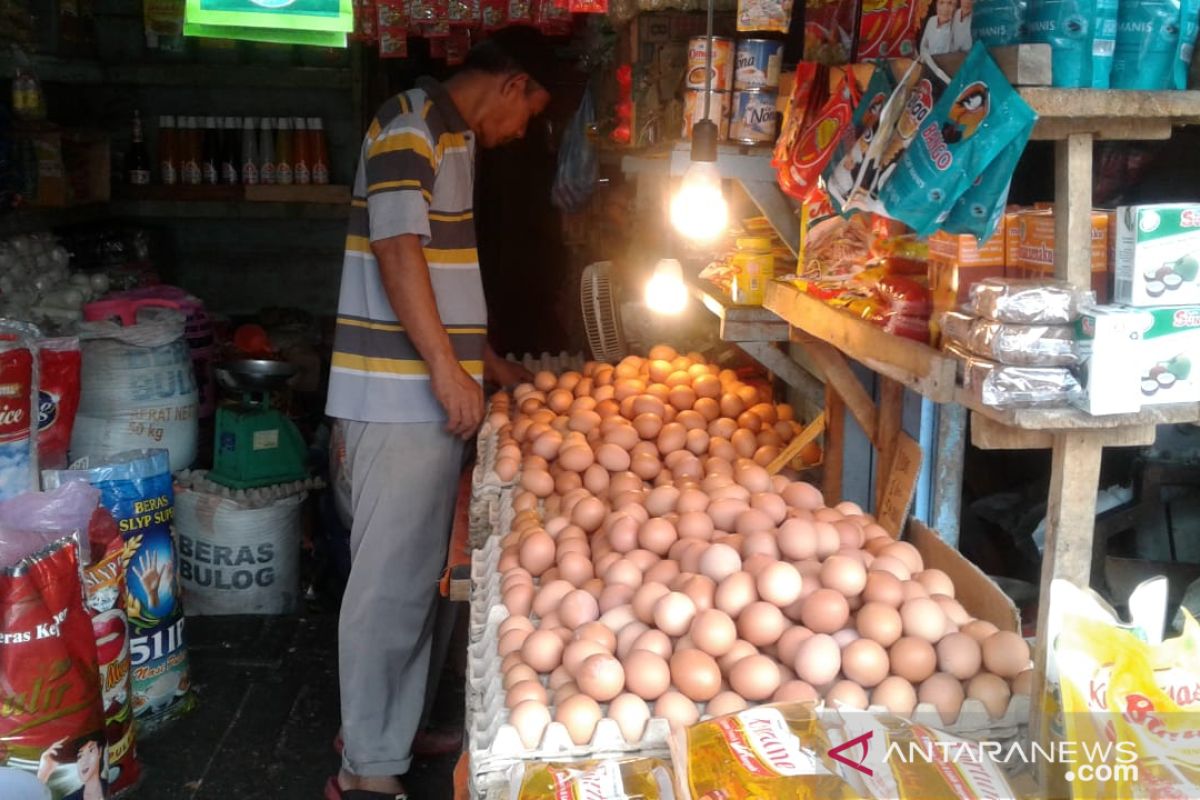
[736,179,801,259]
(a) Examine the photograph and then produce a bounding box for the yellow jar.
[731,236,773,305]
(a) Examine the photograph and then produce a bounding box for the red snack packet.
[569,0,606,12]
[804,0,857,63]
[378,0,408,58]
[0,538,108,799]
[779,65,860,201]
[352,0,379,40]
[507,0,534,25]
[856,0,929,59]
[448,0,480,26]
[534,0,570,28]
[36,338,81,473]
[481,0,506,28]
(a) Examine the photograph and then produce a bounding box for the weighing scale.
[209,359,309,489]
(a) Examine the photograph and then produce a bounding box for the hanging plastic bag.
[551,88,598,215]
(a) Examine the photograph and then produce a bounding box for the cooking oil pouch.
[1027,0,1118,87]
[825,63,897,214]
[511,758,676,800]
[1056,610,1200,800]
[878,43,1037,238]
[972,0,1027,44]
[1111,0,1200,89]
[941,136,1028,242]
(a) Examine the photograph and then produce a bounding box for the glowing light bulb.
[645,258,688,315]
[670,161,728,244]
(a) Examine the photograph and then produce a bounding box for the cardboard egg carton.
[505,350,587,376]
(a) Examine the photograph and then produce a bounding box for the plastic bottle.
[259,118,276,185]
[178,117,196,185]
[125,110,151,186]
[158,115,178,186]
[201,116,219,185]
[241,116,260,185]
[293,117,311,185]
[275,117,293,185]
[308,117,330,185]
[221,115,240,184]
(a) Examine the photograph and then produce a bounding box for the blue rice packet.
[1176,0,1200,87]
[877,42,1038,238]
[1027,0,1118,87]
[973,0,1028,44]
[1111,0,1182,88]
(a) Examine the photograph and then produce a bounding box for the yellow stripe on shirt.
[428,210,474,223]
[368,130,435,164]
[336,317,485,335]
[332,352,484,376]
[423,247,478,264]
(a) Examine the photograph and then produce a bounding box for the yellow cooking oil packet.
[1056,610,1200,799]
[510,757,676,800]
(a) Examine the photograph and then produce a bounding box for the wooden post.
[824,388,845,503]
[931,403,967,548]
[875,377,904,510]
[1029,431,1105,790]
[1054,134,1094,288]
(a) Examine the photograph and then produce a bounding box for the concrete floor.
[128,612,460,799]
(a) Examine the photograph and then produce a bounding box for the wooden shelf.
[0,203,110,237]
[0,53,104,84]
[105,62,351,89]
[957,389,1200,432]
[763,281,958,402]
[111,184,351,218]
[689,279,787,342]
[1022,89,1200,140]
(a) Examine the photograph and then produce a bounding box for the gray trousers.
[333,419,465,777]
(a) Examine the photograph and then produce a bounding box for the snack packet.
[939,137,1026,242]
[972,0,1028,44]
[877,43,1037,237]
[510,758,675,800]
[739,0,795,32]
[1027,0,1118,87]
[1111,0,1200,89]
[825,63,896,213]
[857,0,930,58]
[778,66,862,201]
[804,0,857,62]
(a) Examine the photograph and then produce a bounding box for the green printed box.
[1115,204,1200,307]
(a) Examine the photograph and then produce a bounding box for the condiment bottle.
[201,116,219,185]
[221,115,240,184]
[241,116,260,185]
[125,109,151,186]
[179,116,197,185]
[293,116,311,185]
[275,116,293,185]
[158,114,177,186]
[259,117,276,185]
[731,237,773,306]
[308,117,329,185]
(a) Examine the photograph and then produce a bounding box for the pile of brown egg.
[487,346,1031,750]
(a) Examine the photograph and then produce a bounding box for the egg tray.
[470,411,516,547]
[505,350,587,375]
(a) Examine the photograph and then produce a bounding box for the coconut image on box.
[1115,204,1200,305]
[1075,305,1200,415]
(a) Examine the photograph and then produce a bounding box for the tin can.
[686,36,735,91]
[734,38,784,89]
[730,89,778,144]
[683,89,731,141]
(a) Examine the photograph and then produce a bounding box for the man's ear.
[504,72,530,97]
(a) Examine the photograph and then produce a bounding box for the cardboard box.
[929,260,1006,316]
[1074,304,1200,415]
[928,230,1005,268]
[1015,209,1110,274]
[1114,204,1200,307]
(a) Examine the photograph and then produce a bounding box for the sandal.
[324,776,408,800]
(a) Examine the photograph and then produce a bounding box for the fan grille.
[580,261,626,363]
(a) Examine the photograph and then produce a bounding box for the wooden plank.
[245,184,352,204]
[740,342,825,408]
[688,281,789,343]
[824,387,846,503]
[875,378,905,510]
[1031,118,1174,141]
[971,412,1159,449]
[931,403,967,548]
[877,432,923,536]
[765,282,957,402]
[796,336,880,446]
[957,389,1200,431]
[1029,431,1106,788]
[1020,88,1200,123]
[767,413,826,475]
[1054,134,1095,289]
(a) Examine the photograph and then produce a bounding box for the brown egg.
[936,632,982,680]
[755,562,803,608]
[521,629,565,673]
[900,597,948,643]
[801,589,851,634]
[499,628,531,658]
[574,621,617,652]
[981,631,1031,678]
[690,609,738,657]
[794,633,841,686]
[870,556,912,581]
[599,605,637,636]
[856,602,904,647]
[558,552,595,588]
[504,583,535,617]
[644,559,680,587]
[777,519,817,561]
[841,638,890,687]
[888,636,937,684]
[819,555,868,597]
[571,497,606,533]
[705,690,749,718]
[500,614,535,637]
[765,681,814,704]
[622,649,671,700]
[518,532,556,576]
[872,676,917,714]
[596,443,632,472]
[1011,669,1033,696]
[509,699,551,748]
[879,541,924,574]
[735,508,774,535]
[960,619,1000,643]
[598,584,636,614]
[699,543,743,582]
[737,601,787,647]
[670,649,723,702]
[559,589,601,629]
[506,680,549,709]
[932,595,971,627]
[605,559,644,589]
[653,592,697,637]
[826,680,870,710]
[606,693,650,743]
[556,694,603,745]
[637,518,678,556]
[919,672,965,725]
[730,654,782,701]
[681,574,717,612]
[967,672,1012,718]
[914,568,955,598]
[533,580,576,619]
[631,583,671,626]
[677,511,715,541]
[577,654,625,702]
[504,664,539,691]
[775,626,814,667]
[654,690,701,728]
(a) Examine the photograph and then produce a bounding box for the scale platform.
[208,360,310,489]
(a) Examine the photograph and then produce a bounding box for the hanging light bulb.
[645,258,688,315]
[670,156,728,244]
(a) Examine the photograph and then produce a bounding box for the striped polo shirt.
[326,78,486,424]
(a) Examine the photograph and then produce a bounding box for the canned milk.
[683,89,731,141]
[730,90,778,144]
[734,38,784,89]
[686,36,735,92]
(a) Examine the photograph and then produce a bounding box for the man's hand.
[431,360,484,439]
[485,355,534,388]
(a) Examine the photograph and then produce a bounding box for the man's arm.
[372,234,483,438]
[483,343,535,387]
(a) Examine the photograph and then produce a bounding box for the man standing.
[325,33,551,800]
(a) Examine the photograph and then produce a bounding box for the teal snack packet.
[1111,0,1182,88]
[973,0,1028,44]
[1027,0,1118,87]
[825,63,897,215]
[1177,0,1200,88]
[941,137,1029,241]
[877,43,1037,238]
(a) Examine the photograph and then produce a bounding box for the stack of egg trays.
[507,350,587,376]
